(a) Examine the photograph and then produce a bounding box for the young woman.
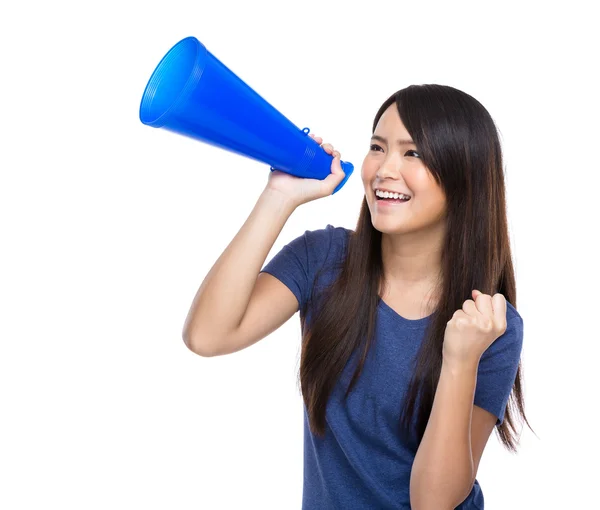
[183,84,531,509]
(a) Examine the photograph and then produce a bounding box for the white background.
[1,0,598,508]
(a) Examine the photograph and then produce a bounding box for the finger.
[333,151,344,173]
[323,158,345,191]
[492,293,507,330]
[462,299,479,317]
[473,291,494,318]
[449,309,468,324]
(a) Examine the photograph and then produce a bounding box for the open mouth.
[375,195,411,203]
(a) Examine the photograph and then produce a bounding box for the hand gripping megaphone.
[139,36,354,194]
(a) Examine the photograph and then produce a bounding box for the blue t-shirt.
[260,224,523,510]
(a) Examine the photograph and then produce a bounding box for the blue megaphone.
[139,36,354,194]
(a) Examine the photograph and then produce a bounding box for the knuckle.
[481,319,494,332]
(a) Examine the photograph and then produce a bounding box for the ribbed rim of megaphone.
[139,36,205,128]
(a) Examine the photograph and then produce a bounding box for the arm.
[182,136,346,356]
[409,358,497,509]
[182,188,297,355]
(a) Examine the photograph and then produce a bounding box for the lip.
[375,198,411,208]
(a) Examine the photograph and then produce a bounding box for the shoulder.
[303,223,352,244]
[297,225,353,293]
[300,224,353,259]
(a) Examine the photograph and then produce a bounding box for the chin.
[371,218,414,235]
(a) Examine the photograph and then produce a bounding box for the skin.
[360,104,447,312]
[316,109,502,507]
[411,290,506,508]
[315,110,504,506]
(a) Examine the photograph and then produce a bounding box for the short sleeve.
[259,224,339,313]
[473,308,524,426]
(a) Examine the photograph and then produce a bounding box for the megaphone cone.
[139,37,353,194]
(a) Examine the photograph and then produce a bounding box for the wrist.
[260,188,299,214]
[442,354,480,374]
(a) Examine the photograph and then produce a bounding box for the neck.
[380,223,445,288]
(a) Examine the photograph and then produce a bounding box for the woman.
[183,84,532,509]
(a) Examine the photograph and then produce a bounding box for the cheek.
[417,188,447,218]
[360,160,369,181]
[410,171,442,197]
[360,160,373,181]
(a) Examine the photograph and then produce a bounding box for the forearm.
[410,358,479,509]
[182,188,297,350]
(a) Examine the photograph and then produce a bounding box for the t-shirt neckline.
[377,297,433,328]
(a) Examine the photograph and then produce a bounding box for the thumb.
[324,154,345,190]
[492,293,507,330]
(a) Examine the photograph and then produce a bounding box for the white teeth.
[375,189,410,200]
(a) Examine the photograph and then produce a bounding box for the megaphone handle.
[270,127,311,172]
[268,125,353,194]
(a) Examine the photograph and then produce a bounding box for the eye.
[370,144,421,159]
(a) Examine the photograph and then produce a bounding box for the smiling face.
[361,104,447,235]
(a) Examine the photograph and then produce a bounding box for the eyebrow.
[370,135,416,146]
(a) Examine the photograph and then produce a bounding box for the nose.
[376,156,403,181]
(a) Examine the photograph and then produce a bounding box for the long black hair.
[299,84,532,452]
